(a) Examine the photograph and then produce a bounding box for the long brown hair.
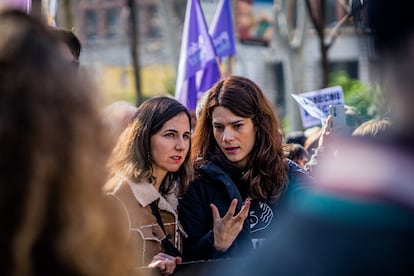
[192,76,288,200]
[0,10,132,276]
[107,96,192,196]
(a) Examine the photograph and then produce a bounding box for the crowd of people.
[1,0,414,275]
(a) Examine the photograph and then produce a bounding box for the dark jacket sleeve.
[284,159,314,206]
[178,180,224,261]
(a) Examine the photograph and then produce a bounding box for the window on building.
[136,4,162,39]
[325,0,338,27]
[330,60,359,79]
[85,9,98,40]
[105,7,120,39]
[147,5,162,38]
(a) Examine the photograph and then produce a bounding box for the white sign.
[292,86,344,128]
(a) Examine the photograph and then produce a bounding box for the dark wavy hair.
[107,96,192,196]
[0,10,132,276]
[192,76,288,200]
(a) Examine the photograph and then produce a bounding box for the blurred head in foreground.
[368,0,414,134]
[0,10,132,276]
[49,27,82,71]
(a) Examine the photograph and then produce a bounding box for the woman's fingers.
[148,253,180,275]
[210,203,220,221]
[223,198,238,219]
[211,199,237,222]
[164,258,177,275]
[212,198,250,222]
[237,198,251,220]
[211,198,251,252]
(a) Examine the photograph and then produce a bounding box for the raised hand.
[319,115,333,148]
[210,198,251,252]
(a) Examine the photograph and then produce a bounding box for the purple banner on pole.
[209,0,236,58]
[0,0,31,13]
[175,0,218,111]
[199,60,221,92]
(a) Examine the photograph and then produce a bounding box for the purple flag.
[1,0,31,13]
[199,60,221,92]
[209,0,236,58]
[175,0,218,111]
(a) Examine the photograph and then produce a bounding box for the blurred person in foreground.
[352,118,392,138]
[49,27,82,71]
[104,96,192,275]
[222,1,414,275]
[0,10,133,276]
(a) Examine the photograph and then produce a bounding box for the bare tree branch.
[337,0,351,14]
[326,12,352,48]
[303,0,366,87]
[127,0,142,106]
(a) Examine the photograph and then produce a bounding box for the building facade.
[63,0,375,131]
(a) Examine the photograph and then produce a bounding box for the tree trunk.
[319,0,329,87]
[127,0,143,106]
[320,41,330,87]
[305,0,330,88]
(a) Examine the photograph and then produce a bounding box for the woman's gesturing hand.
[211,198,251,252]
[148,252,182,275]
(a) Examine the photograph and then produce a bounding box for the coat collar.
[114,174,178,215]
[128,181,160,207]
[112,173,178,214]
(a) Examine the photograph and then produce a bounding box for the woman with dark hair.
[284,143,309,169]
[105,96,192,275]
[0,9,132,276]
[179,76,308,261]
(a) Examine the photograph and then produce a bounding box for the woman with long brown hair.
[179,76,308,261]
[105,96,192,275]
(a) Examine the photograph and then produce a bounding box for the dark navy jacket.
[178,159,309,261]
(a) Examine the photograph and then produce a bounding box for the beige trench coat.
[107,175,187,267]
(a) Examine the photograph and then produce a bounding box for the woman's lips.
[170,156,182,162]
[224,147,239,154]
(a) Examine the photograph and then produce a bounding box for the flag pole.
[228,55,234,76]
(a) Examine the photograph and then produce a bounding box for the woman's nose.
[222,127,234,142]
